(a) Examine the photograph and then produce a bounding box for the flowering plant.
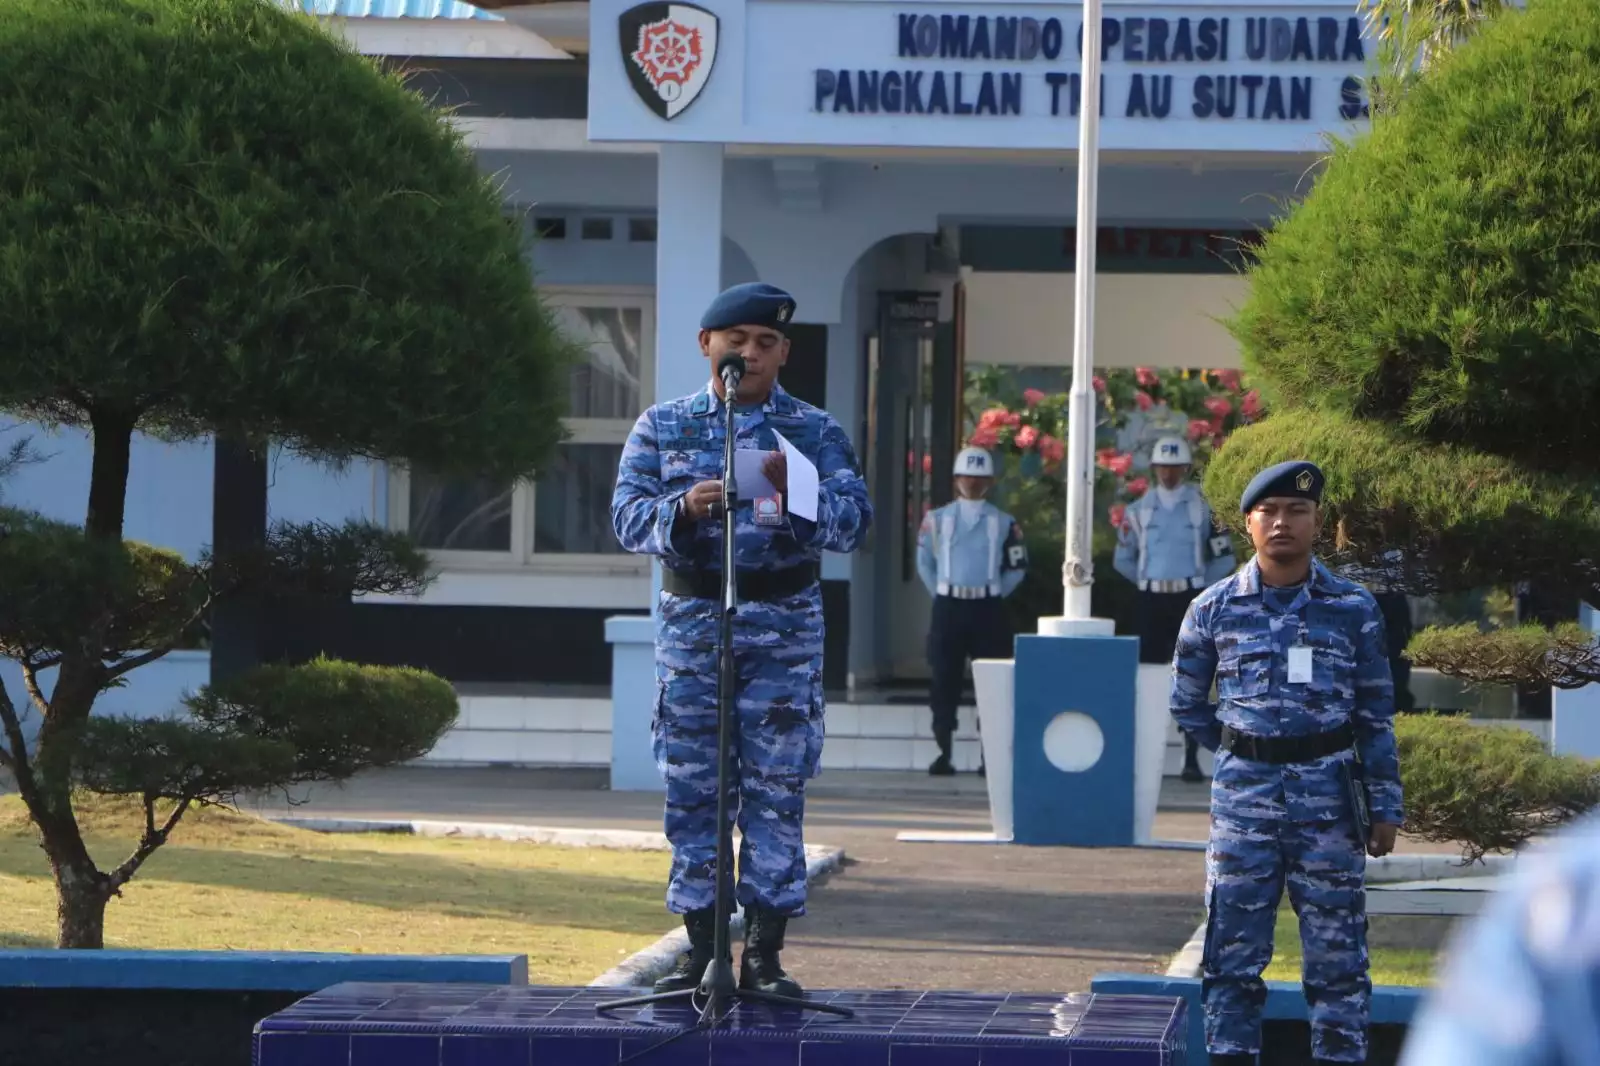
[961,365,1264,630]
[964,365,1261,530]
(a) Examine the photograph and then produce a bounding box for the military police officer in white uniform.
[916,446,1028,776]
[1114,435,1238,781]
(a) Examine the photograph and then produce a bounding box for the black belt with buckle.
[1219,723,1354,765]
[661,564,818,602]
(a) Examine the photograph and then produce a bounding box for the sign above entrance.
[589,0,1376,153]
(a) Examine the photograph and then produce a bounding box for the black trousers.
[1373,591,1415,712]
[927,596,1012,754]
[1138,589,1203,770]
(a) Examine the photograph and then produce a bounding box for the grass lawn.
[0,795,673,985]
[1262,905,1455,987]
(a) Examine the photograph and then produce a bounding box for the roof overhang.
[469,0,590,53]
[326,15,574,58]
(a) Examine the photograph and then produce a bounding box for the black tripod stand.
[596,354,854,1031]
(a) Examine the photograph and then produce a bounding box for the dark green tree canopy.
[0,0,575,479]
[1210,0,1600,610]
[1226,0,1600,479]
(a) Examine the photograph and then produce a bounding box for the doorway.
[859,291,961,687]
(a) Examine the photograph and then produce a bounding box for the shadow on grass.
[0,837,673,938]
[0,932,56,949]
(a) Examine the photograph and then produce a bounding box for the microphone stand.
[596,363,853,1033]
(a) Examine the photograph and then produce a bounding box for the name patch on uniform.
[754,495,785,526]
[1288,645,1313,684]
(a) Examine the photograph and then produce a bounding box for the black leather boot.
[739,904,803,998]
[652,907,721,993]
[929,732,955,776]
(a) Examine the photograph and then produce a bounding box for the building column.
[651,141,723,609]
[607,143,724,792]
[654,143,725,404]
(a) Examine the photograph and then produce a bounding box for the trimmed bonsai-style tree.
[0,0,578,946]
[1206,0,1600,695]
[1396,713,1600,865]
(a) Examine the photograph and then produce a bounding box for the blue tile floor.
[253,984,1187,1065]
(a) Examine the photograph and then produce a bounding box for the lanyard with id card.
[1288,623,1314,685]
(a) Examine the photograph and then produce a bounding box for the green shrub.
[1396,713,1600,864]
[76,660,458,798]
[1228,0,1600,477]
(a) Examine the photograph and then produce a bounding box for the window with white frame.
[391,288,655,568]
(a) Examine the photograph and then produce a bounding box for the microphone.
[716,353,746,394]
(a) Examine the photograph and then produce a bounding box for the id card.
[1287,645,1314,684]
[753,495,786,527]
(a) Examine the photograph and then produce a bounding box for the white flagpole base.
[1036,616,1116,637]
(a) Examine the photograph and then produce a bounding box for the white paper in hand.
[733,449,778,499]
[773,432,819,521]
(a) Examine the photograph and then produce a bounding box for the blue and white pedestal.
[1011,628,1139,845]
[900,616,1177,848]
[604,615,661,793]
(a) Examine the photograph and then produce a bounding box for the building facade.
[12,0,1453,771]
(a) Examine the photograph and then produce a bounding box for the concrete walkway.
[238,766,1446,993]
[245,767,1212,989]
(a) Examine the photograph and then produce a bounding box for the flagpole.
[1056,0,1103,627]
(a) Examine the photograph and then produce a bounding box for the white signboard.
[589,0,1377,152]
[588,0,1376,151]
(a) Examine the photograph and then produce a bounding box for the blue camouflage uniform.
[1170,461,1403,1064]
[1401,810,1600,1066]
[915,493,1027,769]
[610,342,871,918]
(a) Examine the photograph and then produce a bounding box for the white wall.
[961,270,1249,370]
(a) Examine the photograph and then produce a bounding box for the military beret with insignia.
[1240,460,1324,513]
[700,282,797,334]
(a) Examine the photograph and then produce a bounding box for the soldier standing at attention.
[916,445,1028,776]
[1114,435,1238,782]
[1170,460,1404,1066]
[610,282,872,1000]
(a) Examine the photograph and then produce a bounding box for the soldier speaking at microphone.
[1170,461,1404,1066]
[916,445,1028,776]
[610,282,872,1000]
[1114,435,1237,781]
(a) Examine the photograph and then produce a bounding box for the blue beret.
[1240,460,1324,513]
[699,282,797,333]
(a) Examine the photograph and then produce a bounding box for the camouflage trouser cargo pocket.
[803,682,825,779]
[650,678,668,774]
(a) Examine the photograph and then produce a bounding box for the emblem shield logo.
[619,2,719,120]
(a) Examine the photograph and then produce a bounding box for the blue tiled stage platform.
[253,983,1188,1065]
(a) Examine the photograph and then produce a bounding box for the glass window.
[391,290,653,565]
[533,443,628,555]
[406,470,513,553]
[555,304,644,421]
